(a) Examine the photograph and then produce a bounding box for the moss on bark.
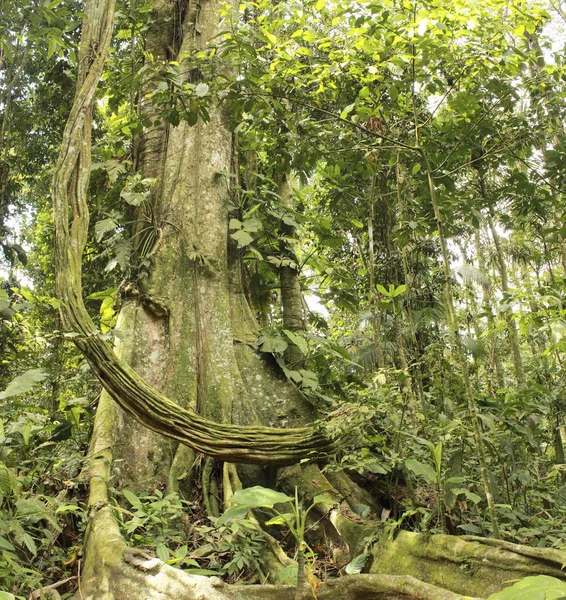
[370,530,566,597]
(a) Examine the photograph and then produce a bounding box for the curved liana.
[52,0,337,465]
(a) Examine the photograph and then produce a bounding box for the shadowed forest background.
[2,0,566,598]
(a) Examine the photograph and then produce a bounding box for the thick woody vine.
[52,0,339,466]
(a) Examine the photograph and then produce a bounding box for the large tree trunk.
[75,0,333,594]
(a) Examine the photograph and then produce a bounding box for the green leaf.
[392,284,407,297]
[0,370,48,400]
[340,103,355,119]
[231,229,254,248]
[22,422,31,446]
[0,535,15,552]
[364,461,388,474]
[312,494,327,505]
[242,218,262,233]
[345,552,370,575]
[122,489,141,507]
[230,486,293,508]
[156,543,169,562]
[486,575,566,599]
[22,532,37,556]
[433,442,442,472]
[405,458,436,485]
[282,214,299,228]
[216,504,252,525]
[453,488,481,504]
[265,513,294,526]
[458,523,482,534]
[48,37,59,58]
[95,218,116,242]
[299,369,318,390]
[174,545,188,559]
[0,592,16,600]
[55,504,82,515]
[258,334,288,354]
[283,329,309,355]
[315,0,325,9]
[121,190,145,206]
[86,288,116,301]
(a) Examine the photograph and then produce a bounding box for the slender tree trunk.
[368,174,386,369]
[475,229,505,392]
[486,206,525,388]
[396,160,427,416]
[423,156,500,538]
[278,171,305,366]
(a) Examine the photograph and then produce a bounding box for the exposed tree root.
[370,530,566,597]
[79,506,479,600]
[277,463,377,558]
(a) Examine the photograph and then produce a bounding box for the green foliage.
[0,456,85,596]
[0,370,48,400]
[486,575,566,600]
[227,486,294,508]
[115,488,266,581]
[116,488,191,549]
[222,485,326,596]
[345,552,370,575]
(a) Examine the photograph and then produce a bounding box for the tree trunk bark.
[278,171,305,366]
[486,206,525,388]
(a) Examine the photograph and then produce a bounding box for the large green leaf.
[486,575,566,599]
[283,329,309,355]
[216,504,252,526]
[0,370,48,400]
[229,486,293,508]
[405,459,436,485]
[122,489,141,508]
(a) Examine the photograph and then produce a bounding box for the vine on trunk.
[52,0,340,466]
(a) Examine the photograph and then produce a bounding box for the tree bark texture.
[52,0,338,467]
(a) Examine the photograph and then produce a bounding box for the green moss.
[371,531,566,597]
